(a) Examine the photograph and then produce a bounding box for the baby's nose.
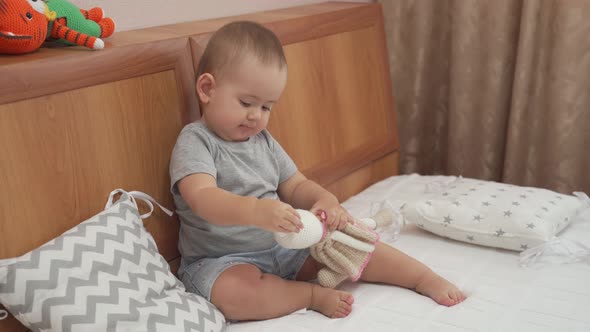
[247,108,262,120]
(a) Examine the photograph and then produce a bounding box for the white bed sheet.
[227,174,590,332]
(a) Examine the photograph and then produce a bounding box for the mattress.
[227,174,590,332]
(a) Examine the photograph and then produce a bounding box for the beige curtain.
[379,0,590,194]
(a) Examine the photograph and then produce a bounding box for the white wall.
[70,0,373,32]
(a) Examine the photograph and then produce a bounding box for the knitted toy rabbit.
[275,204,396,288]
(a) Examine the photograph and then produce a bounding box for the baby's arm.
[178,173,303,233]
[278,171,353,231]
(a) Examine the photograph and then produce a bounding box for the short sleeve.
[264,130,298,183]
[169,125,217,195]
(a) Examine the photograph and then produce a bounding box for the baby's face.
[203,56,287,142]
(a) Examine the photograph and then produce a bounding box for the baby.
[170,21,465,321]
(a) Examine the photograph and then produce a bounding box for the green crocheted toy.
[45,0,115,49]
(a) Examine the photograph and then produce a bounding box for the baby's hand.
[311,201,353,231]
[254,198,303,233]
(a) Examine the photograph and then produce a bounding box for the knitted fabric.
[46,0,101,38]
[45,0,115,49]
[310,222,379,288]
[360,206,395,229]
[274,210,325,249]
[0,0,48,54]
[274,205,396,287]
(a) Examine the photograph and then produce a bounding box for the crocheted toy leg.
[98,18,115,38]
[80,7,103,22]
[50,19,104,50]
[310,222,378,288]
[318,267,349,288]
[360,201,397,229]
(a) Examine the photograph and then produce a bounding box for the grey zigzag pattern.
[1,203,143,302]
[0,201,223,331]
[146,293,223,331]
[34,241,173,331]
[107,289,223,332]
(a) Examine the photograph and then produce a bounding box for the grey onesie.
[169,121,297,260]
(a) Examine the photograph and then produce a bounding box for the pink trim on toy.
[350,230,380,282]
[320,222,327,241]
[318,210,328,241]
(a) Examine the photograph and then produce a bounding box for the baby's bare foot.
[310,284,354,318]
[415,272,466,306]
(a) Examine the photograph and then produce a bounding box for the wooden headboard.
[0,2,398,329]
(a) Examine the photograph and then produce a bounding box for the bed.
[1,1,588,331]
[0,2,396,330]
[229,174,590,331]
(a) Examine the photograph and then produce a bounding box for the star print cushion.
[400,176,589,252]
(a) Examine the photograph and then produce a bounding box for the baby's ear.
[196,73,216,104]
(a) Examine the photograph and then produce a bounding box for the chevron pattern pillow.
[0,190,225,332]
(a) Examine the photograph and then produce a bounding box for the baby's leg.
[360,242,465,306]
[211,263,354,320]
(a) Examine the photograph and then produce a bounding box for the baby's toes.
[448,291,459,302]
[439,295,457,307]
[444,290,466,306]
[343,294,355,305]
[451,289,465,302]
[334,306,351,318]
[455,290,466,303]
[332,311,346,318]
[333,301,352,318]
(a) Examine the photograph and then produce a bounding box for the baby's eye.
[239,100,251,107]
[262,106,271,112]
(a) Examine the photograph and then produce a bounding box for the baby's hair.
[196,21,287,80]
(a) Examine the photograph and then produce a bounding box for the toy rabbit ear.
[330,232,374,252]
